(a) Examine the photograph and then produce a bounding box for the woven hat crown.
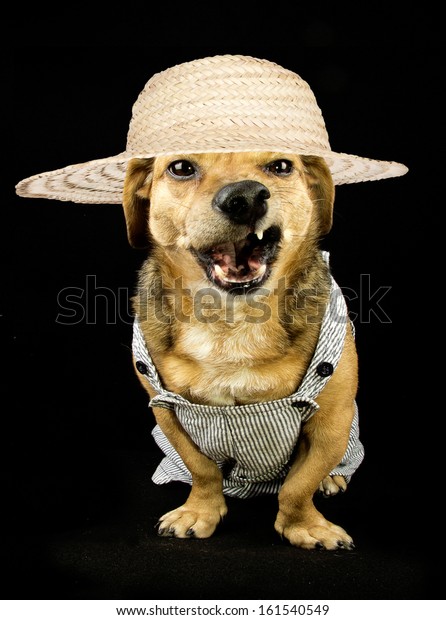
[126,54,331,156]
[15,54,408,203]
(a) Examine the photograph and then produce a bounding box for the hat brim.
[15,144,408,205]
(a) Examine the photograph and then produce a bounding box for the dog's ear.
[122,158,154,248]
[301,156,335,236]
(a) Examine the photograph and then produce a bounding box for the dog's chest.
[165,321,306,406]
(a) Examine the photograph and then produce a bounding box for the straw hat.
[15,54,408,204]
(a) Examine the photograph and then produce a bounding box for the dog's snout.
[212,181,270,225]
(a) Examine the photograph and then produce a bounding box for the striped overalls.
[132,257,364,499]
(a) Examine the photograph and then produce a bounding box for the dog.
[123,151,360,550]
[15,54,407,550]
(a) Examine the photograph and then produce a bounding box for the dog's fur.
[123,152,358,550]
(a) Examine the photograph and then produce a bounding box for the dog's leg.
[152,405,228,538]
[274,400,355,550]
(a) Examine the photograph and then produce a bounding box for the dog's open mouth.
[193,226,281,292]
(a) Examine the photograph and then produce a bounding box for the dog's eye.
[265,159,293,176]
[167,160,197,178]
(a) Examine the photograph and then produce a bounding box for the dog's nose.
[212,181,270,225]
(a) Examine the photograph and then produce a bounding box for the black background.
[3,40,439,600]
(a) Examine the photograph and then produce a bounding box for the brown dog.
[15,55,407,551]
[123,151,359,550]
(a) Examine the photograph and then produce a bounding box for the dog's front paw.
[318,474,347,497]
[274,509,354,550]
[157,499,228,539]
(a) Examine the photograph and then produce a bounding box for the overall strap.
[132,320,187,410]
[294,274,348,403]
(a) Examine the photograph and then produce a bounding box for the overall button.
[136,361,148,375]
[316,361,334,377]
[292,401,307,409]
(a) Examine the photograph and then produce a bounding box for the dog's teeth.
[214,264,227,278]
[256,229,264,241]
[214,262,266,284]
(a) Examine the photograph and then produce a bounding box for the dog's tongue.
[211,241,262,277]
[219,243,238,273]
